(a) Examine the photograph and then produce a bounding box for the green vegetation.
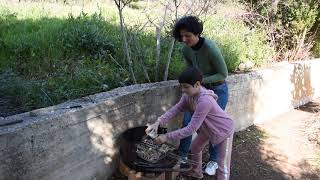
[0,1,319,113]
[241,0,320,61]
[0,4,185,111]
[204,17,274,71]
[313,37,320,58]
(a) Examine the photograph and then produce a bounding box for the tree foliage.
[240,0,320,61]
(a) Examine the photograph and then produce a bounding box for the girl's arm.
[165,98,211,140]
[158,95,188,126]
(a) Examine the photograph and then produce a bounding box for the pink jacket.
[158,87,234,145]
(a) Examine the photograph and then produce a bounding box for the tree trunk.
[163,39,175,81]
[117,6,137,83]
[155,27,161,81]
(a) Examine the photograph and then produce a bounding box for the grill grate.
[136,136,175,163]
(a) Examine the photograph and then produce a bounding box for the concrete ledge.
[227,59,320,130]
[0,59,320,180]
[0,81,181,180]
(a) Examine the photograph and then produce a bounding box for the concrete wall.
[227,59,320,130]
[0,59,319,180]
[0,81,181,180]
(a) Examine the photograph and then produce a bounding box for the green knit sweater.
[182,38,228,84]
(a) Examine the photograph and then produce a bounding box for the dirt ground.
[229,99,320,180]
[110,99,320,180]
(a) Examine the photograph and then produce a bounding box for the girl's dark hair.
[172,16,203,42]
[178,67,203,86]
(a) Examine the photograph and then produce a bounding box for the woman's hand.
[145,121,160,138]
[155,134,168,144]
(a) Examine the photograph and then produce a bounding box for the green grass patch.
[0,2,275,112]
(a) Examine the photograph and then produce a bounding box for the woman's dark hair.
[172,16,203,42]
[179,67,203,86]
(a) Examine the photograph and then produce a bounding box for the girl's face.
[180,29,199,47]
[180,82,201,96]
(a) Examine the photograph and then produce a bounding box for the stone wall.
[0,59,319,180]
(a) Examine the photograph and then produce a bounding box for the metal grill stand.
[118,126,195,180]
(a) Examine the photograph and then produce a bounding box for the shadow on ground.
[230,125,320,180]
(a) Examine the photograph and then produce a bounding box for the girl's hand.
[155,134,167,144]
[145,121,160,138]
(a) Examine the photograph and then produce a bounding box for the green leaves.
[240,0,320,60]
[60,13,115,61]
[205,18,274,71]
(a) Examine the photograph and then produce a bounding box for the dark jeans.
[178,81,229,161]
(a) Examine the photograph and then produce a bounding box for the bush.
[60,13,115,61]
[312,39,320,58]
[204,17,274,71]
[0,3,279,112]
[0,11,126,111]
[240,0,319,61]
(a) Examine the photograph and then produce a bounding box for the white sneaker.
[205,161,218,175]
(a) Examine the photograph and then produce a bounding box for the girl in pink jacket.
[146,67,234,179]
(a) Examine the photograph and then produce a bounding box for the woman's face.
[180,82,201,96]
[180,29,199,47]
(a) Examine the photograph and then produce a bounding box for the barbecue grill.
[119,126,194,174]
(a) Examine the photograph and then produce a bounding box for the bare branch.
[155,2,169,81]
[114,0,137,83]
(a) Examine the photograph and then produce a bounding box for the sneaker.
[204,161,218,176]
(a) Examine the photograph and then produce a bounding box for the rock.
[245,60,255,70]
[238,63,246,71]
[102,84,109,91]
[238,61,255,72]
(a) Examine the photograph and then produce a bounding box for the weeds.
[0,1,276,112]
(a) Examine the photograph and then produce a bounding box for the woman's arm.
[182,47,192,66]
[202,42,228,84]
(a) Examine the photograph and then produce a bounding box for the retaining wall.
[0,59,319,180]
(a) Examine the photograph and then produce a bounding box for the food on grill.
[136,137,174,163]
[159,144,171,153]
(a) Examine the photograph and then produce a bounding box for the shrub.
[60,13,115,61]
[0,11,124,111]
[204,17,274,71]
[0,3,279,113]
[312,38,320,58]
[240,0,319,61]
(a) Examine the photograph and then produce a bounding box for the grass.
[0,1,274,113]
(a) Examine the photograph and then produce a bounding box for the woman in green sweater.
[172,15,229,176]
